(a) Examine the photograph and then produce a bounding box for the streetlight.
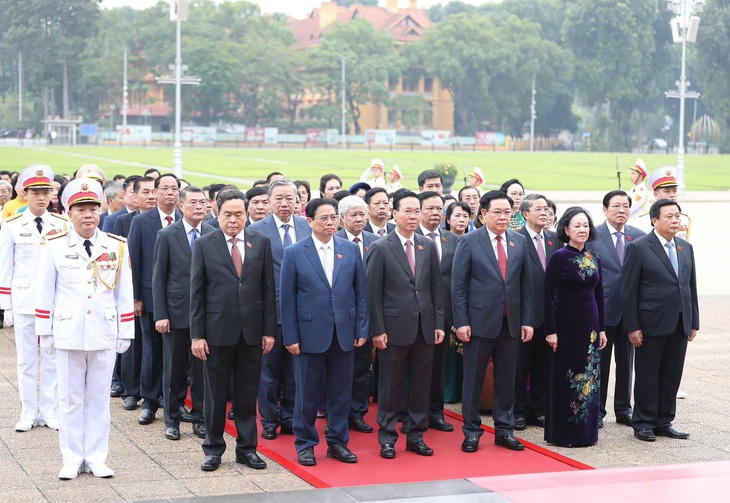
[529,75,536,152]
[665,0,703,193]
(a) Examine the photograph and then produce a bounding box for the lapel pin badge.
[677,245,683,252]
[336,253,343,260]
[417,245,424,251]
[509,241,515,248]
[626,236,632,241]
[441,237,447,243]
[547,240,553,246]
[246,242,253,249]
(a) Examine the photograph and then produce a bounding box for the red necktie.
[405,240,415,276]
[496,235,507,279]
[230,237,242,277]
[165,216,173,226]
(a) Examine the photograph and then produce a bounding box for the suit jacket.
[335,229,378,263]
[190,227,277,346]
[415,227,459,330]
[152,219,214,329]
[249,214,311,322]
[364,220,395,236]
[452,228,534,338]
[518,226,562,327]
[586,222,645,327]
[280,235,368,353]
[112,209,138,238]
[621,231,699,337]
[128,207,183,312]
[366,231,444,345]
[103,207,129,233]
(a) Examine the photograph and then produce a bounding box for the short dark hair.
[458,186,479,201]
[520,193,547,213]
[123,175,141,192]
[649,199,681,224]
[479,190,513,212]
[392,189,419,211]
[208,183,226,202]
[556,206,598,243]
[319,173,343,194]
[417,170,443,188]
[133,176,155,193]
[252,180,268,188]
[603,190,631,209]
[418,191,443,203]
[144,168,161,177]
[179,185,204,203]
[333,190,351,202]
[305,197,338,219]
[244,187,267,211]
[113,174,126,181]
[216,188,246,212]
[266,172,284,183]
[500,178,524,194]
[364,187,388,205]
[154,173,180,189]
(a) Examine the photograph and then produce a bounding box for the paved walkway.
[0,192,727,502]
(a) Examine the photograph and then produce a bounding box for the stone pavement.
[0,191,727,502]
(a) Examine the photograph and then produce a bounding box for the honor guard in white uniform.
[35,178,134,480]
[636,166,692,241]
[0,164,69,432]
[386,164,404,194]
[627,158,654,225]
[361,158,387,189]
[469,166,485,196]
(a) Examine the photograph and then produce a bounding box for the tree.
[308,19,403,134]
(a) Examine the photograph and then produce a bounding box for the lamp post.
[665,0,703,194]
[529,75,536,152]
[341,56,346,147]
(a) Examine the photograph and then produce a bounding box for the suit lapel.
[266,217,284,261]
[599,224,621,267]
[477,228,503,279]
[303,238,331,288]
[332,238,344,286]
[414,235,426,286]
[173,221,192,259]
[387,234,414,281]
[520,227,543,274]
[648,233,677,279]
[212,229,239,278]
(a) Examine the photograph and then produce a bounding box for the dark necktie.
[282,224,292,248]
[378,228,385,237]
[35,217,43,234]
[165,215,173,226]
[615,231,624,264]
[230,237,242,277]
[190,228,198,252]
[84,239,93,258]
[405,240,415,276]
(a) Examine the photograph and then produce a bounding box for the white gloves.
[40,335,55,356]
[116,339,131,354]
[4,309,13,327]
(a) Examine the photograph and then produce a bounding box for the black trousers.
[121,316,143,399]
[162,328,204,427]
[600,322,634,418]
[514,324,548,420]
[349,338,373,420]
[257,324,295,429]
[139,311,163,411]
[632,317,688,431]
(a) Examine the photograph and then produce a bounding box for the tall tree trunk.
[63,57,69,119]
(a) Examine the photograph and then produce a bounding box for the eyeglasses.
[507,191,524,198]
[314,215,339,223]
[398,209,421,217]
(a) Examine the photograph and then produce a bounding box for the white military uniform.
[36,217,133,471]
[628,182,653,224]
[0,166,68,430]
[635,165,692,241]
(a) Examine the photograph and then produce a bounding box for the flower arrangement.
[433,162,456,184]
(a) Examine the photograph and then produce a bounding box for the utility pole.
[529,76,536,152]
[341,56,346,147]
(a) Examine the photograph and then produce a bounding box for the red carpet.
[219,404,591,488]
[469,461,730,502]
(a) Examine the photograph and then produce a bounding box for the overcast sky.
[100,0,494,20]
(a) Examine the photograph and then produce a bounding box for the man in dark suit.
[452,190,533,453]
[621,199,699,442]
[191,189,277,471]
[152,186,212,441]
[514,194,562,430]
[587,190,645,428]
[336,196,378,433]
[103,175,140,234]
[281,198,369,466]
[245,187,270,227]
[414,191,458,432]
[367,190,445,459]
[250,180,311,439]
[364,187,395,236]
[128,174,183,425]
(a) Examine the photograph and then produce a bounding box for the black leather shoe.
[349,417,374,433]
[461,435,480,453]
[165,426,180,440]
[179,406,193,423]
[514,416,527,431]
[122,396,139,411]
[227,409,234,420]
[192,422,206,439]
[527,416,546,428]
[634,428,656,442]
[200,455,221,471]
[236,451,267,469]
[429,418,454,432]
[110,384,124,398]
[261,426,277,440]
[405,440,434,456]
[280,424,294,435]
[138,409,155,425]
[616,415,633,426]
[297,447,316,466]
[380,443,396,459]
[654,425,689,439]
[327,443,358,463]
[495,434,525,451]
[598,417,604,429]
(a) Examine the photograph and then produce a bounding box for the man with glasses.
[367,190,444,459]
[0,165,69,432]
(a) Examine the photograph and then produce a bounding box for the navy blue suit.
[281,235,368,451]
[587,222,645,420]
[128,207,182,412]
[336,229,378,422]
[103,207,129,233]
[250,214,311,430]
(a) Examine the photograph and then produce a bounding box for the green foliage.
[333,0,377,6]
[696,0,730,143]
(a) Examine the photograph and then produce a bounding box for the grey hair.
[104,181,124,200]
[338,195,368,216]
[268,179,297,197]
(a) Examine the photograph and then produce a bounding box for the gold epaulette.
[4,213,22,223]
[50,213,69,221]
[107,233,127,242]
[638,210,650,218]
[47,230,69,240]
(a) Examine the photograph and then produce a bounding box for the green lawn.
[2,146,727,191]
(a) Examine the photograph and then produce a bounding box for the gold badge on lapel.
[246,242,253,249]
[417,245,424,251]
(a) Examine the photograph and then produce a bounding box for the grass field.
[1,145,728,192]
